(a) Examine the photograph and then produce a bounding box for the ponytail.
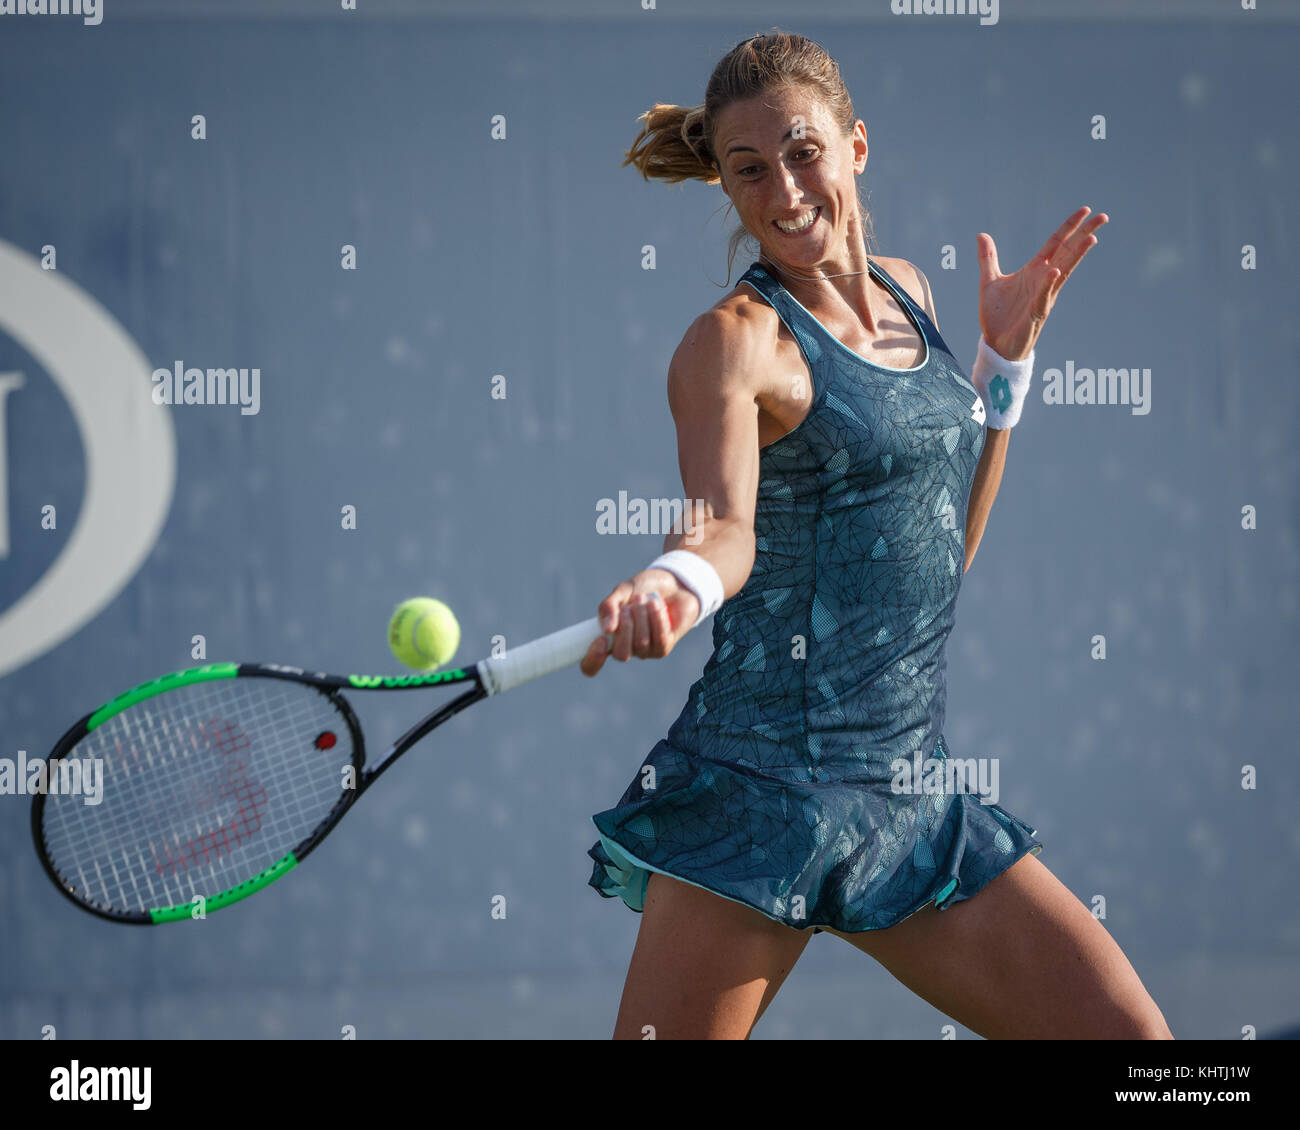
[622,102,721,185]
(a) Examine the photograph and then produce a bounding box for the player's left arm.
[894,258,1009,575]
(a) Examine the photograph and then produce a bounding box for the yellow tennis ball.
[388,597,460,670]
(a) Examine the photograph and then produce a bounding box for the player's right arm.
[581,305,763,676]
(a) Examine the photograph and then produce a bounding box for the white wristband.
[647,550,725,628]
[971,335,1034,430]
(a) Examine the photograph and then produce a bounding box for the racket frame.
[31,613,604,924]
[31,662,486,925]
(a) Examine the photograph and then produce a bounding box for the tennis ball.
[388,597,460,670]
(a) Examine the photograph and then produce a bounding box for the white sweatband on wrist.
[647,550,725,629]
[970,335,1034,430]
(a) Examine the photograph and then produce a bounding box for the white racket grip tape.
[476,616,605,696]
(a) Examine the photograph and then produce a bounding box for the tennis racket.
[31,616,605,925]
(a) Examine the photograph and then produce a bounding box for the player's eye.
[739,148,816,177]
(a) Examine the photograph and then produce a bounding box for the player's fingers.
[599,582,635,633]
[579,633,609,677]
[646,591,673,657]
[630,594,653,657]
[612,595,637,662]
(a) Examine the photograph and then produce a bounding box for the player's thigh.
[613,871,812,1040]
[826,852,1172,1040]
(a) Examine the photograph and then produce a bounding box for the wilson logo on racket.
[151,717,268,878]
[347,671,466,688]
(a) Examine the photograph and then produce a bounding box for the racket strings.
[40,678,355,916]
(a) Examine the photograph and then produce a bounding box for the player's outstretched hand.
[580,569,701,677]
[976,205,1107,360]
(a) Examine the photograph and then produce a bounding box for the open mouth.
[773,206,820,235]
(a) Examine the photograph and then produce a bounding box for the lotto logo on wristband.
[988,374,1013,416]
[970,337,1033,430]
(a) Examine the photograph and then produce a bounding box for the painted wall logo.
[0,371,21,558]
[0,0,103,25]
[0,239,175,677]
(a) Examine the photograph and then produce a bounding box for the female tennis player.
[579,30,1172,1041]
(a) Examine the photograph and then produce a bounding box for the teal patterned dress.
[587,258,1042,934]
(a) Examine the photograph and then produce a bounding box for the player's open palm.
[977,205,1107,360]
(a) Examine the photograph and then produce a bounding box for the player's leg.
[824,852,1172,1039]
[612,871,812,1040]
[750,959,798,1032]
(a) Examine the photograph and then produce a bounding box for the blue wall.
[0,6,1296,1038]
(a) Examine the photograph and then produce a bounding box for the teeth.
[776,208,818,232]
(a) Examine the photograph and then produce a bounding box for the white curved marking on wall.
[0,239,176,678]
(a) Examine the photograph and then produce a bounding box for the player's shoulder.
[873,255,937,323]
[705,272,780,333]
[669,282,777,388]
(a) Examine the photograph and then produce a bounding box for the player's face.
[713,87,867,271]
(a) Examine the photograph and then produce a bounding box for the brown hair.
[622,29,878,283]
